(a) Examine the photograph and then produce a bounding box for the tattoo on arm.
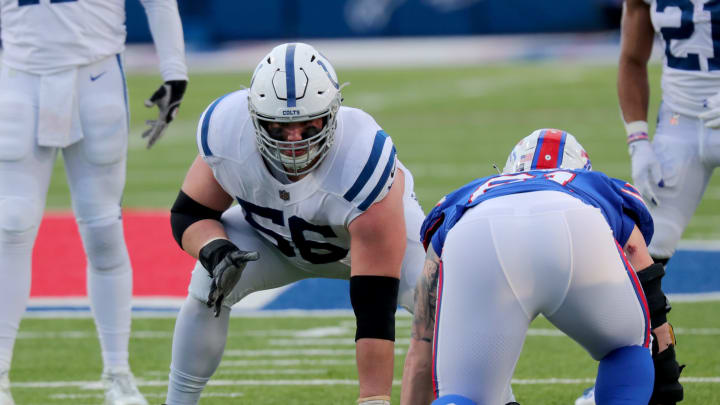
[411,246,440,343]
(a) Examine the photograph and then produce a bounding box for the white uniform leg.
[0,66,55,373]
[173,208,317,404]
[166,296,230,405]
[434,213,530,404]
[63,55,132,371]
[648,104,716,259]
[545,207,649,359]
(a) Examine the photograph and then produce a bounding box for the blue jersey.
[420,169,654,255]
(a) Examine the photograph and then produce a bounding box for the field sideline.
[16,50,720,403]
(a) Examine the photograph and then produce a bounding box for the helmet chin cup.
[248,43,342,177]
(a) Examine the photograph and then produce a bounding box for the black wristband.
[198,239,239,274]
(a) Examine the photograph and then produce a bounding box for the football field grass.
[11,302,720,404]
[45,61,720,239]
[22,61,720,404]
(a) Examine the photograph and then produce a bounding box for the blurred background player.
[401,129,659,405]
[576,0,701,403]
[0,0,187,404]
[165,42,426,405]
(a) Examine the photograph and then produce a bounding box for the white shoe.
[574,385,595,405]
[0,371,15,405]
[102,368,149,405]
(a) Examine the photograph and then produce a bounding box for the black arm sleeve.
[350,275,399,341]
[169,190,224,248]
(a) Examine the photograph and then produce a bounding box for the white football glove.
[700,92,720,128]
[357,396,390,405]
[142,80,187,148]
[629,139,664,206]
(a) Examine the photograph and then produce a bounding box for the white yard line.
[222,349,407,357]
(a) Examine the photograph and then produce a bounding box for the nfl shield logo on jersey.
[279,189,290,200]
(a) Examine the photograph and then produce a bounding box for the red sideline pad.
[31,211,195,297]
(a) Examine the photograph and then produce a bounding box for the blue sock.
[595,345,654,405]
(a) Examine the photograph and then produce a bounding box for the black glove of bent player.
[142,80,187,148]
[649,324,685,405]
[198,239,259,317]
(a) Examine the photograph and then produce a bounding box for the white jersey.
[0,0,187,79]
[196,90,404,270]
[648,0,720,116]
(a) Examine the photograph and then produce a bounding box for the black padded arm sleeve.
[350,275,399,341]
[170,190,224,248]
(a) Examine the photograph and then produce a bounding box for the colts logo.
[282,110,300,116]
[279,189,290,200]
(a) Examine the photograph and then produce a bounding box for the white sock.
[0,228,36,372]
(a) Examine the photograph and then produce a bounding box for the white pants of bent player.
[647,102,720,258]
[187,190,427,312]
[0,55,131,372]
[433,191,650,404]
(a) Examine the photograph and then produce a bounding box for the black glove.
[198,239,259,317]
[142,80,187,148]
[649,326,685,405]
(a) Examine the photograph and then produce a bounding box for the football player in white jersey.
[576,1,693,404]
[0,1,187,404]
[164,43,426,405]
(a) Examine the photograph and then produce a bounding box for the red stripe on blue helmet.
[531,129,566,170]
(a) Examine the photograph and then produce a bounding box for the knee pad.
[432,395,477,405]
[0,197,43,234]
[596,345,654,405]
[78,219,129,272]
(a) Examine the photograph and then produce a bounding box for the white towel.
[37,68,82,147]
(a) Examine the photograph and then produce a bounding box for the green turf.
[45,62,720,239]
[9,301,720,404]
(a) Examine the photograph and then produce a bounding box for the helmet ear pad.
[248,43,342,177]
[503,128,591,174]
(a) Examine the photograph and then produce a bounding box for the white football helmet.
[503,128,591,173]
[248,43,342,176]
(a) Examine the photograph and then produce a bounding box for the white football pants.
[647,102,720,259]
[433,191,650,404]
[0,55,132,373]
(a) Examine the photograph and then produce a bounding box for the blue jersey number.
[656,0,720,70]
[19,0,76,6]
[237,198,349,265]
